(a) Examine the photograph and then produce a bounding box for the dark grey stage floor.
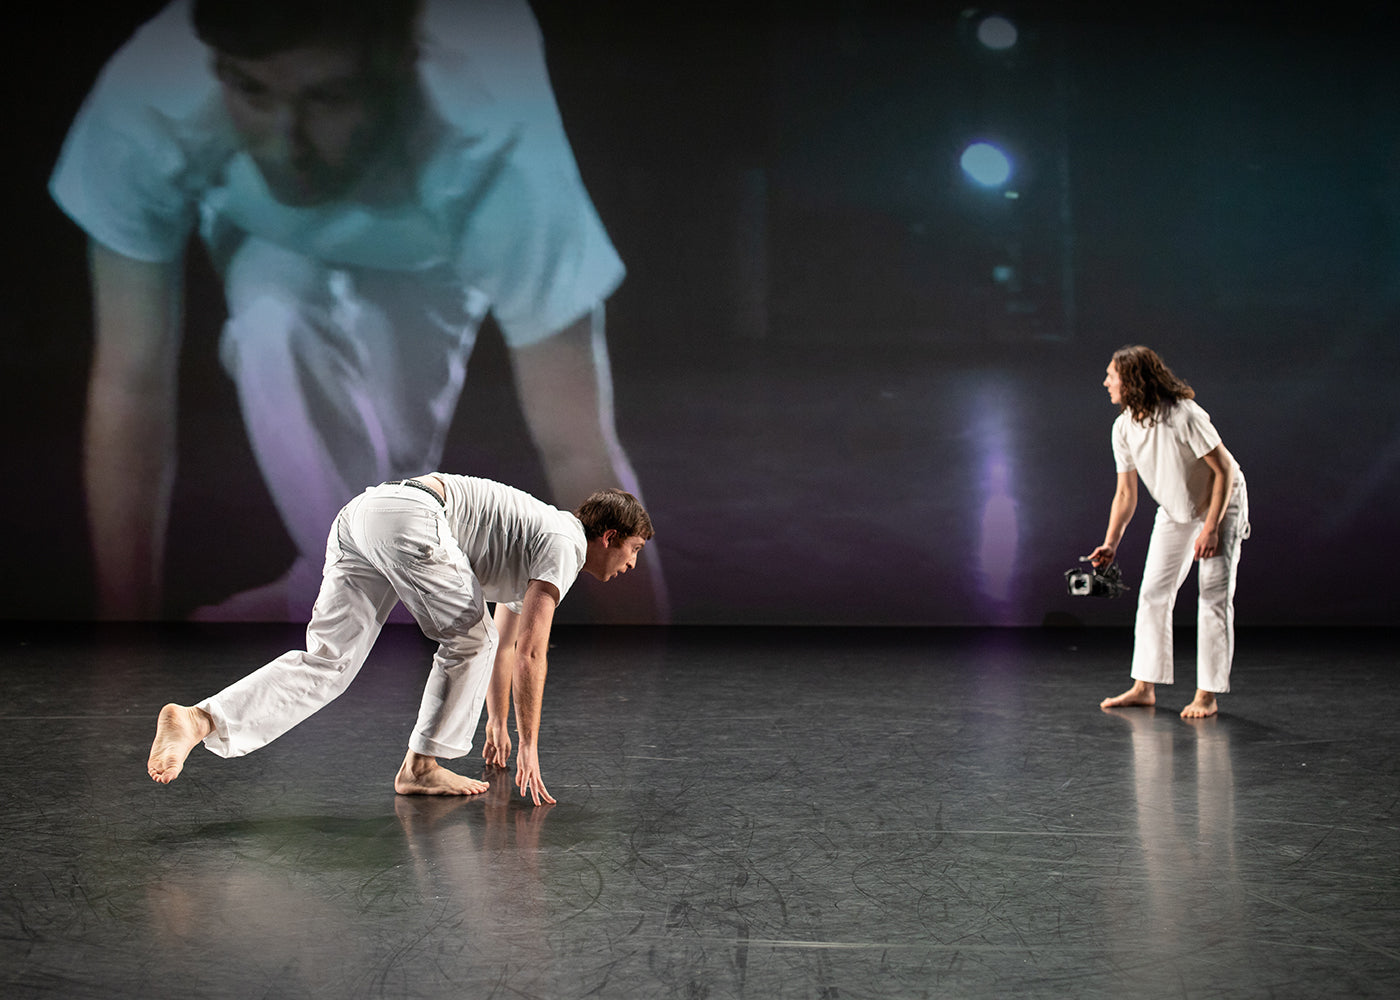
[2,623,1397,999]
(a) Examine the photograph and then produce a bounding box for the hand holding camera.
[1064,556,1130,598]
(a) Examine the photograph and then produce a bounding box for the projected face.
[1104,362,1124,406]
[213,45,393,206]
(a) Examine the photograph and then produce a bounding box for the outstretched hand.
[515,746,556,806]
[483,719,512,769]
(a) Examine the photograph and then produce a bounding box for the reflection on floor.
[3,623,1397,999]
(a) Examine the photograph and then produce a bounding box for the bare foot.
[394,750,489,796]
[1100,680,1156,709]
[1180,690,1218,718]
[148,704,214,784]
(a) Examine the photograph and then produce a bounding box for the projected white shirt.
[49,0,624,348]
[1112,399,1231,525]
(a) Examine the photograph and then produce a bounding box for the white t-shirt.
[1112,399,1231,524]
[436,475,586,610]
[48,0,624,348]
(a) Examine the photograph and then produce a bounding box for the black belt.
[387,479,446,508]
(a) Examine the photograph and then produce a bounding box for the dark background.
[8,0,1399,625]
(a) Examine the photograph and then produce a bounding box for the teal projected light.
[960,142,1012,187]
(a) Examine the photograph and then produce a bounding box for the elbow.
[514,645,549,675]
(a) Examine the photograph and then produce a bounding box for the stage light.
[975,14,1018,51]
[960,142,1012,187]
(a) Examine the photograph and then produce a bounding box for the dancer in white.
[1088,346,1250,719]
[147,478,652,805]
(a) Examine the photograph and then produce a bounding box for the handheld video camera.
[1064,558,1130,598]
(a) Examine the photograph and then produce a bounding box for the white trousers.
[1131,476,1250,692]
[217,237,488,617]
[199,483,498,760]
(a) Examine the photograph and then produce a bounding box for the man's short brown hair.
[575,489,654,542]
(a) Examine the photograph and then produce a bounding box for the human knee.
[1197,563,1236,606]
[443,598,490,643]
[220,244,344,374]
[220,293,342,378]
[1136,587,1177,614]
[225,238,335,310]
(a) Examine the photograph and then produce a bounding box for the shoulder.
[86,1,217,119]
[529,510,586,562]
[562,513,587,552]
[417,0,557,133]
[1178,398,1210,419]
[541,509,586,549]
[420,0,544,53]
[1169,398,1214,428]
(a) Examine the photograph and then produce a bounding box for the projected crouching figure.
[51,0,666,622]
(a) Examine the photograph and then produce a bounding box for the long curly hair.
[1111,345,1194,424]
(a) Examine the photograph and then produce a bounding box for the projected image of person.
[147,478,653,804]
[1087,346,1250,719]
[50,0,666,622]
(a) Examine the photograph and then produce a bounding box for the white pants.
[1131,476,1250,692]
[218,237,488,617]
[199,483,498,760]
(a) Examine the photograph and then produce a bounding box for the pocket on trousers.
[389,535,469,594]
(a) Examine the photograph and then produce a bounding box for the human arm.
[1192,444,1236,560]
[1088,470,1138,568]
[508,579,561,805]
[85,240,184,618]
[508,306,669,622]
[483,603,518,768]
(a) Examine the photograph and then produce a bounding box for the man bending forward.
[148,477,652,804]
